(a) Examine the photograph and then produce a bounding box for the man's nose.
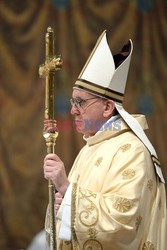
[70,104,80,115]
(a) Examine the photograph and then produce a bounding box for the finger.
[44,153,62,162]
[55,192,63,198]
[44,159,57,167]
[52,154,61,162]
[44,154,56,162]
[44,172,54,179]
[55,198,62,205]
[55,197,62,202]
[55,205,60,212]
[44,166,55,172]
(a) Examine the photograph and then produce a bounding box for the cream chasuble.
[45,115,167,250]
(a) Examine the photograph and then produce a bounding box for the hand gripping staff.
[39,27,63,250]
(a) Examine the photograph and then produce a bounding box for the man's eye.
[78,100,83,105]
[76,98,84,105]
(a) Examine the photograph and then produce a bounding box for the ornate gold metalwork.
[39,27,63,250]
[39,57,62,78]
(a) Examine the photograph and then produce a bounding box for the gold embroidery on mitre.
[88,228,98,239]
[135,216,142,232]
[83,239,103,250]
[147,179,153,191]
[142,241,155,249]
[95,157,103,167]
[112,197,132,213]
[79,189,99,227]
[122,169,136,179]
[120,144,131,152]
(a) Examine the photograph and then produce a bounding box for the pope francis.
[43,31,167,250]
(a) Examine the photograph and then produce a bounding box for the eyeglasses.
[70,97,100,110]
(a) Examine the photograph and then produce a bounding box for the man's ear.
[103,99,115,118]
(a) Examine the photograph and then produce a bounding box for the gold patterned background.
[0,0,166,249]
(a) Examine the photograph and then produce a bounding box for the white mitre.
[74,30,165,183]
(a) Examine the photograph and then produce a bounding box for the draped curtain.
[0,0,166,248]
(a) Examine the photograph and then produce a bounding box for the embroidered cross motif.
[79,189,99,227]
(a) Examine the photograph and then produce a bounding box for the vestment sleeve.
[58,184,72,241]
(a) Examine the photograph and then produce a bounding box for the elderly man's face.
[70,89,110,137]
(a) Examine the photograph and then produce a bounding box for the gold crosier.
[39,27,63,250]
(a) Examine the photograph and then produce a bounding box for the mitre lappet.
[74,30,165,183]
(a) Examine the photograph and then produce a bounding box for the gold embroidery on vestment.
[88,190,97,198]
[88,228,98,238]
[71,182,79,249]
[95,157,103,167]
[135,216,142,232]
[158,198,162,210]
[122,169,136,179]
[83,239,103,250]
[142,241,155,249]
[64,241,71,245]
[120,144,131,152]
[79,189,99,227]
[112,197,132,212]
[147,179,153,191]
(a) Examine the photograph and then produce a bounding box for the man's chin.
[74,121,95,136]
[75,125,84,133]
[76,127,95,137]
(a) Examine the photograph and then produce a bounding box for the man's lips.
[74,120,83,129]
[74,120,82,125]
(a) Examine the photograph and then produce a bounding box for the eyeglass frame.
[70,96,102,110]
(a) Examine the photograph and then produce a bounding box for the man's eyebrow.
[75,97,82,99]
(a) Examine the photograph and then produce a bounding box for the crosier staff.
[39,27,63,250]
